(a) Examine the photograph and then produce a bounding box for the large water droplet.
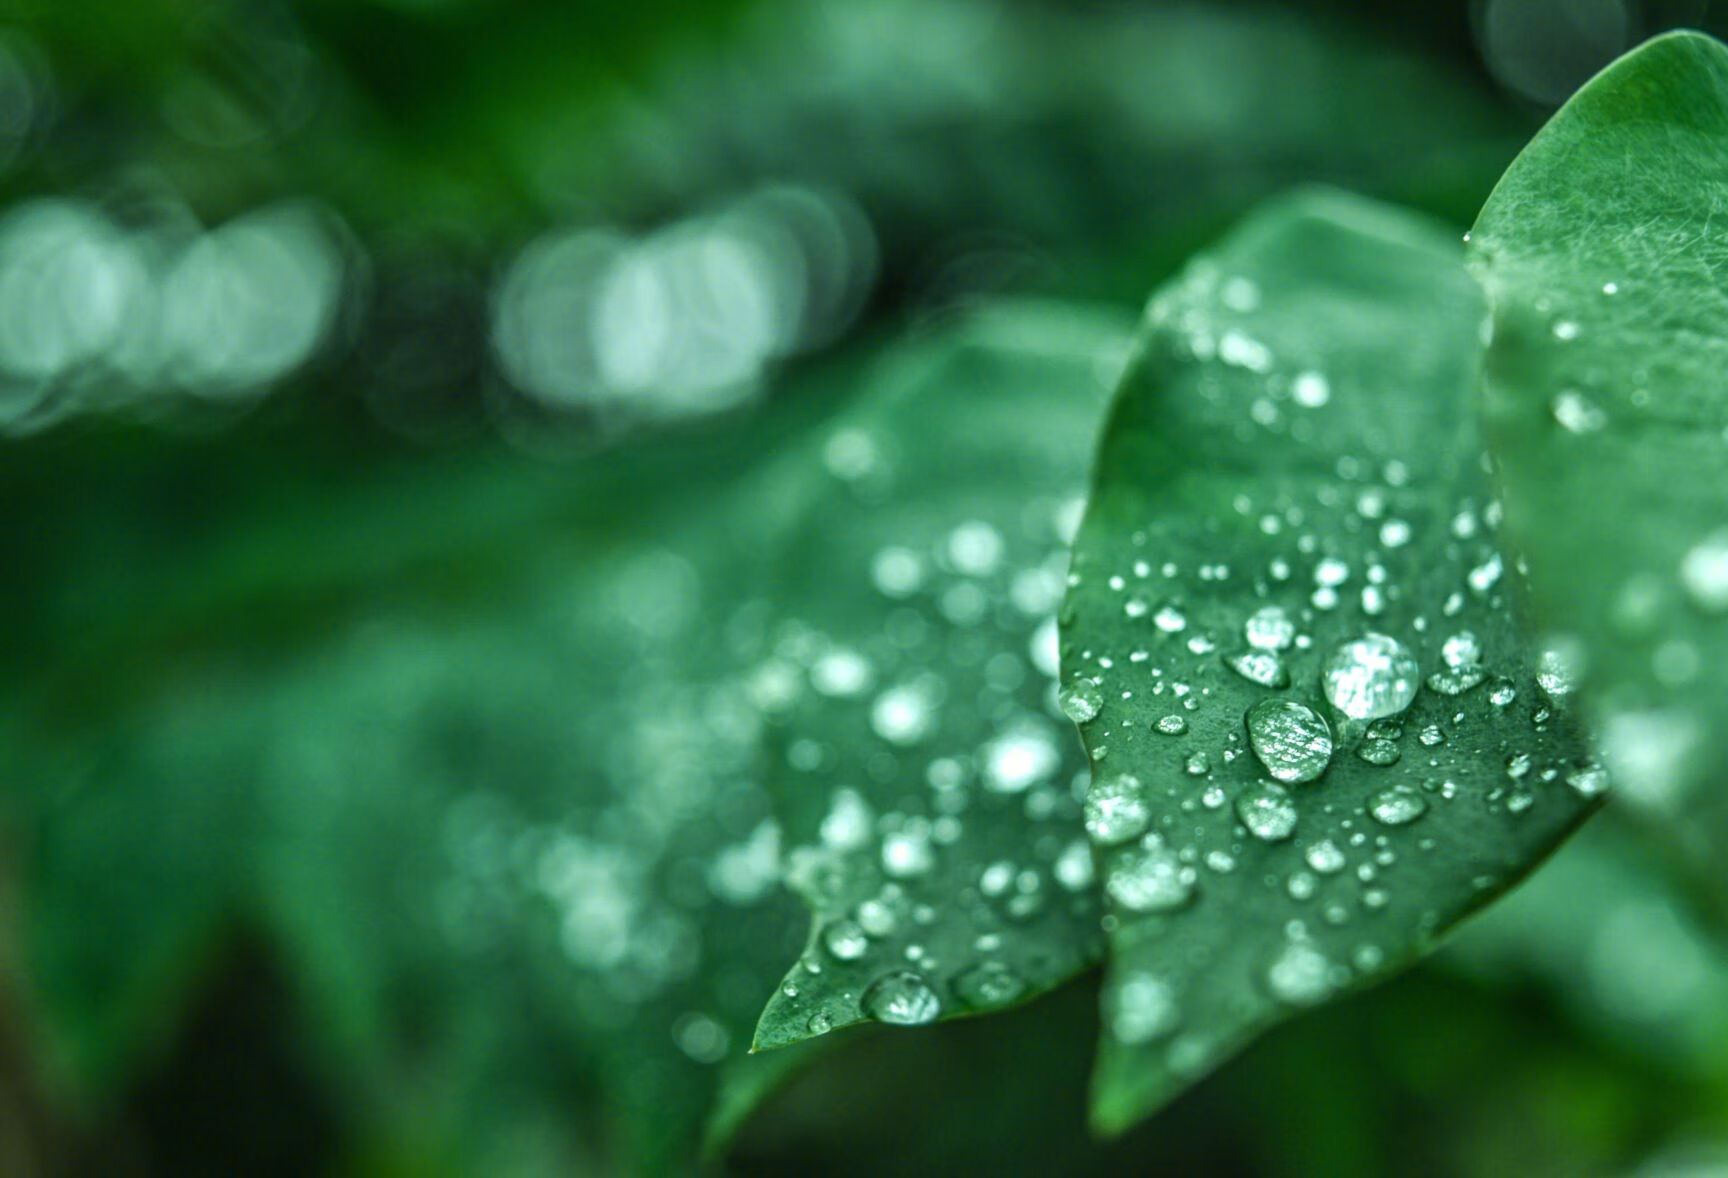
[861,970,942,1026]
[1323,634,1419,721]
[1084,774,1152,846]
[1246,699,1334,784]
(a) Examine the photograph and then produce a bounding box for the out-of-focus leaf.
[1061,190,1598,1133]
[1468,31,1728,822]
[751,304,1132,1050]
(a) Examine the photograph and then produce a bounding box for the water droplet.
[872,684,937,744]
[954,961,1025,1009]
[1244,605,1296,652]
[1153,603,1188,633]
[1356,737,1401,766]
[1246,699,1334,784]
[1315,557,1350,587]
[1368,785,1428,826]
[1681,530,1728,612]
[1227,649,1290,688]
[1184,751,1212,776]
[1305,839,1346,874]
[861,970,942,1026]
[983,725,1061,793]
[1085,774,1152,846]
[1105,842,1195,912]
[1237,785,1299,842]
[1536,640,1583,696]
[1265,940,1336,1006]
[1418,724,1444,746]
[871,547,924,597]
[807,1012,833,1035]
[1552,389,1606,433]
[823,919,869,961]
[1567,765,1610,798]
[1488,680,1517,707]
[1291,370,1330,408]
[882,827,935,878]
[1552,319,1581,341]
[1323,634,1420,721]
[1110,972,1180,1043]
[1379,520,1412,549]
[1059,680,1104,724]
[1156,714,1189,736]
[947,520,1004,575]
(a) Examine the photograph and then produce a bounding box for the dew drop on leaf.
[1368,785,1429,827]
[860,970,942,1026]
[1085,774,1152,845]
[1245,698,1333,784]
[1322,633,1420,721]
[1105,842,1196,912]
[1235,785,1299,842]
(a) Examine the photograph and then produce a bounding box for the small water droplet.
[1265,940,1336,1006]
[1368,785,1428,826]
[1237,785,1299,842]
[1680,530,1728,612]
[1305,839,1346,874]
[1552,389,1606,433]
[823,919,869,961]
[807,1011,833,1035]
[861,970,942,1026]
[1227,649,1290,688]
[1110,972,1180,1043]
[1356,737,1401,766]
[954,961,1026,1009]
[1567,765,1610,798]
[1059,680,1104,724]
[1153,603,1188,633]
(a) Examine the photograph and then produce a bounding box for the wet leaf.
[751,305,1133,1050]
[1061,190,1598,1133]
[1468,31,1728,820]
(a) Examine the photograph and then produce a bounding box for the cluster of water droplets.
[766,463,1107,1036]
[1064,264,1607,1059]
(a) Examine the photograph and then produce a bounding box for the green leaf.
[751,305,1133,1050]
[1468,31,1728,817]
[1061,190,1599,1133]
[1,393,850,1174]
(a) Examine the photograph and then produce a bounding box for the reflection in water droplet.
[1245,699,1333,784]
[1323,634,1419,721]
[861,970,942,1026]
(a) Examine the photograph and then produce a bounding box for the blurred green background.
[4,0,1728,1175]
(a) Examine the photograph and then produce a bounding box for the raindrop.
[1680,530,1728,612]
[1085,774,1152,846]
[823,919,869,961]
[1227,649,1290,688]
[1236,785,1299,842]
[1244,605,1297,651]
[861,970,942,1026]
[1265,940,1336,1006]
[1323,634,1420,721]
[1110,972,1180,1043]
[1105,842,1195,912]
[954,961,1025,1009]
[1059,680,1104,724]
[1156,714,1189,736]
[1245,699,1333,785]
[1368,785,1428,826]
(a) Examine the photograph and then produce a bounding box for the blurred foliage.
[3,1,1728,1176]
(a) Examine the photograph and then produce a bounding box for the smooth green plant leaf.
[1061,190,1599,1133]
[1468,31,1728,819]
[752,305,1133,1050]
